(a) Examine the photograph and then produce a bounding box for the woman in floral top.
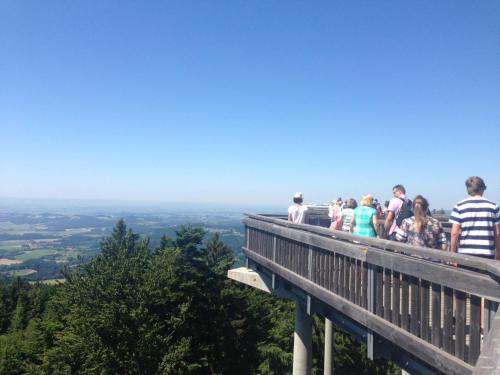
[395,195,447,250]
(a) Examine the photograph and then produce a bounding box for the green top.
[352,206,377,238]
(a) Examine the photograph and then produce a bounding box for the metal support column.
[293,301,312,375]
[324,318,334,375]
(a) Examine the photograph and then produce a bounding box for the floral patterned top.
[395,216,447,249]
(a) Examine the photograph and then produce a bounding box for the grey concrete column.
[324,318,334,375]
[293,301,312,375]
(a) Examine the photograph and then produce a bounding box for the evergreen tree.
[0,220,400,375]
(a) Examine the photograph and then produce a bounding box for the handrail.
[243,213,500,374]
[246,213,500,278]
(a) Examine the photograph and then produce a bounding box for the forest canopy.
[0,220,397,374]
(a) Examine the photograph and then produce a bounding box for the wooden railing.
[243,214,500,375]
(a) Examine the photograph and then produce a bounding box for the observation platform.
[228,208,500,375]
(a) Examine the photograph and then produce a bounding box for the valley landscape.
[0,209,247,281]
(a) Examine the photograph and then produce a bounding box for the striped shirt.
[341,208,355,232]
[449,197,500,256]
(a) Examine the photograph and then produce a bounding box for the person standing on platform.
[450,176,500,260]
[328,199,342,230]
[339,198,357,232]
[352,194,379,238]
[395,195,447,250]
[384,184,412,240]
[288,192,308,224]
[383,200,390,215]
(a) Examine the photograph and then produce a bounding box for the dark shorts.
[387,233,397,241]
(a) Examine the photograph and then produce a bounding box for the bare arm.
[288,213,292,222]
[450,223,461,253]
[372,214,379,237]
[384,211,394,235]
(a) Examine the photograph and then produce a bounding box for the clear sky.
[1,1,499,210]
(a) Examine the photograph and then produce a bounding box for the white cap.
[293,192,303,199]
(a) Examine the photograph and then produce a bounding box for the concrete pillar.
[324,318,334,375]
[293,301,312,375]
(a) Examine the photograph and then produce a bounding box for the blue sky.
[1,1,499,210]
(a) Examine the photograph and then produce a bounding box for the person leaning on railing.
[394,195,447,250]
[352,194,379,238]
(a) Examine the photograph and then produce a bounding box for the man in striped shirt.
[450,176,500,259]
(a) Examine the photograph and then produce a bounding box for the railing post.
[272,234,277,289]
[307,246,313,314]
[245,226,250,268]
[367,262,375,360]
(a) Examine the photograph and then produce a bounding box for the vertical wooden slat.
[420,280,430,342]
[356,260,361,306]
[384,268,392,322]
[322,250,327,288]
[339,256,345,297]
[362,261,368,309]
[376,266,383,317]
[315,249,320,285]
[392,271,401,327]
[431,283,441,348]
[318,250,323,286]
[314,249,323,285]
[443,287,454,354]
[315,249,321,286]
[294,242,298,274]
[333,253,339,294]
[300,245,305,277]
[311,250,317,283]
[401,274,410,331]
[287,242,292,270]
[344,257,350,299]
[410,276,420,336]
[305,246,310,278]
[323,250,328,288]
[469,294,481,365]
[328,252,334,291]
[455,290,466,361]
[325,251,330,290]
[349,258,355,302]
[281,240,286,268]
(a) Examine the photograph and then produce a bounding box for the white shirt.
[288,204,308,224]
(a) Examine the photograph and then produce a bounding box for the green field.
[15,249,59,261]
[4,269,37,277]
[37,278,66,285]
[0,240,24,250]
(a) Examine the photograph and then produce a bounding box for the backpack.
[395,198,413,227]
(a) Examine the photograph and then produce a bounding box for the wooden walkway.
[241,213,500,374]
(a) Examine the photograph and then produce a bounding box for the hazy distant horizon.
[0,196,288,215]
